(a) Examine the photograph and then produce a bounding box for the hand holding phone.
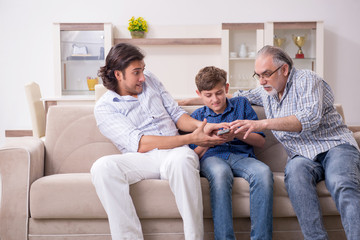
[217,128,230,136]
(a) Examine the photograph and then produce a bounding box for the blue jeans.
[200,154,273,240]
[284,143,360,240]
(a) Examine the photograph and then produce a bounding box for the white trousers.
[90,146,204,240]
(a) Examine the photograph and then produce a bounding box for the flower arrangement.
[128,16,148,32]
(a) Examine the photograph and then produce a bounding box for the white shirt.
[94,70,186,153]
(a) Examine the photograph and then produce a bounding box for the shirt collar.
[266,67,296,103]
[204,98,233,117]
[110,85,145,102]
[280,67,296,102]
[287,67,296,86]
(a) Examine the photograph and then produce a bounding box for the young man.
[189,66,273,240]
[90,43,228,240]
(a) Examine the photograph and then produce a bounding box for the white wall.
[116,24,222,99]
[1,0,360,145]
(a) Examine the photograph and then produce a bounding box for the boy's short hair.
[195,66,227,92]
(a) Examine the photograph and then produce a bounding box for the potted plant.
[128,16,148,38]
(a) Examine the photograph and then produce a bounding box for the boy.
[189,66,273,240]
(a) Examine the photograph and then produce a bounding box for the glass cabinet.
[221,21,324,94]
[265,21,324,78]
[221,23,264,94]
[53,23,113,96]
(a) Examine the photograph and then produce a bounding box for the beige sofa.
[1,104,359,240]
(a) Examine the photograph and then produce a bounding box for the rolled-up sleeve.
[293,72,324,133]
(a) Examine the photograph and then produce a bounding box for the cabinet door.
[265,21,324,77]
[53,23,113,96]
[221,23,264,93]
[221,21,324,94]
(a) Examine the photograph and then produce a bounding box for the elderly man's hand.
[230,119,267,139]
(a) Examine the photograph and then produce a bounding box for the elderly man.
[180,45,360,240]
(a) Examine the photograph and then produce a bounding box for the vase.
[239,43,247,58]
[131,31,145,39]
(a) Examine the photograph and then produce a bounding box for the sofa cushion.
[30,173,338,219]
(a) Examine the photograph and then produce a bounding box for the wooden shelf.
[222,23,264,30]
[59,23,105,31]
[114,38,221,45]
[229,57,256,61]
[273,21,317,30]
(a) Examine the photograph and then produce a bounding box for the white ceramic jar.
[239,43,247,58]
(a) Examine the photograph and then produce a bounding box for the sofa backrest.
[44,104,288,175]
[44,105,120,175]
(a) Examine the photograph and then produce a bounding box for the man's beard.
[263,85,278,97]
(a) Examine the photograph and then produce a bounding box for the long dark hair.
[98,43,145,91]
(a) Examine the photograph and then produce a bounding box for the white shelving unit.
[53,23,113,97]
[221,21,324,93]
[265,21,324,78]
[52,22,323,97]
[221,23,264,93]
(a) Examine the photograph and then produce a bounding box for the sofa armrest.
[348,125,360,133]
[348,125,360,148]
[0,137,44,240]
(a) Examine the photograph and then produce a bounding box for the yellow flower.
[128,16,148,32]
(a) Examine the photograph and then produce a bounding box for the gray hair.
[256,45,293,71]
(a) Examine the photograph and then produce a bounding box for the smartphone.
[217,128,230,136]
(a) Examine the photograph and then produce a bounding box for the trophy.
[274,36,286,48]
[292,35,306,58]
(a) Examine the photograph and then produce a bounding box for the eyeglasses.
[252,65,283,81]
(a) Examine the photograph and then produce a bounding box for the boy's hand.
[204,121,231,135]
[217,127,237,142]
